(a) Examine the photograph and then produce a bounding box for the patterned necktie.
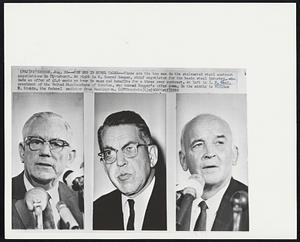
[126,199,135,230]
[43,193,56,229]
[194,201,208,231]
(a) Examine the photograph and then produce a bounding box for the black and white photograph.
[176,93,248,231]
[11,93,84,230]
[4,3,296,240]
[93,93,166,230]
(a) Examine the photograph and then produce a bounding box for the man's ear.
[19,143,25,163]
[232,145,239,166]
[67,150,76,165]
[179,150,188,171]
[148,145,158,168]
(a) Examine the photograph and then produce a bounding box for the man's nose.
[116,150,128,167]
[39,142,51,156]
[202,143,216,159]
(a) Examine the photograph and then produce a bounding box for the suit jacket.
[12,172,84,229]
[176,177,249,231]
[93,173,166,230]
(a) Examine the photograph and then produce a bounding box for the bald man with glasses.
[12,112,83,229]
[93,110,166,230]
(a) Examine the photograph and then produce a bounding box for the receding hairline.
[180,114,233,153]
[22,111,73,139]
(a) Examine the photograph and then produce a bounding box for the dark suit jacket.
[93,173,166,230]
[12,172,84,229]
[176,177,249,231]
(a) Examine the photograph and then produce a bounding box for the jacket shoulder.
[94,189,120,208]
[93,190,123,230]
[230,178,248,194]
[12,172,26,200]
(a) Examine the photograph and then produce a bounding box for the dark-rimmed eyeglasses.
[24,136,70,152]
[98,142,149,164]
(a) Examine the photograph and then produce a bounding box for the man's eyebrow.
[190,139,205,146]
[26,136,44,140]
[121,141,137,150]
[216,135,226,139]
[102,141,137,151]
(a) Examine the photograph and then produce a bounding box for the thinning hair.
[22,111,73,139]
[97,110,153,149]
[180,113,232,154]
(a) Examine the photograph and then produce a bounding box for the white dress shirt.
[189,179,231,231]
[23,174,60,229]
[121,177,155,230]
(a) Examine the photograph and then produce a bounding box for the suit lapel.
[142,175,166,230]
[58,182,83,228]
[212,178,235,231]
[12,172,36,229]
[115,191,124,229]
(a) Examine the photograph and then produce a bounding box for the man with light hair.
[12,112,83,229]
[176,114,248,231]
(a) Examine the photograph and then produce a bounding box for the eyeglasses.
[24,136,70,152]
[98,142,148,164]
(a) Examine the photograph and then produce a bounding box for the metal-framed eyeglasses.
[24,136,70,153]
[98,142,149,164]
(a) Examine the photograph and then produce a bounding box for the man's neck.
[202,176,232,200]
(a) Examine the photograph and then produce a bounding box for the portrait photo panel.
[93,93,166,230]
[11,92,84,229]
[176,93,248,231]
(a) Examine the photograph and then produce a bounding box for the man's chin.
[31,175,55,186]
[119,185,138,197]
[203,174,220,185]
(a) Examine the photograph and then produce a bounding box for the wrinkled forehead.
[101,124,142,147]
[184,115,232,143]
[24,117,71,141]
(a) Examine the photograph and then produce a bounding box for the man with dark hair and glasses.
[12,112,83,229]
[93,110,166,230]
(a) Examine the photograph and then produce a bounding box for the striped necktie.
[43,193,56,229]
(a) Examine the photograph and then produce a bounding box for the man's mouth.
[36,162,54,168]
[202,165,219,173]
[118,173,132,181]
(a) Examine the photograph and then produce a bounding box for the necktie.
[194,201,208,231]
[126,199,135,230]
[43,194,56,229]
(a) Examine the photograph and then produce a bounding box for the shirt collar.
[194,178,231,213]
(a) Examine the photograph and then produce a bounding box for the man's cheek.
[107,167,116,182]
[188,161,200,174]
[26,152,37,161]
